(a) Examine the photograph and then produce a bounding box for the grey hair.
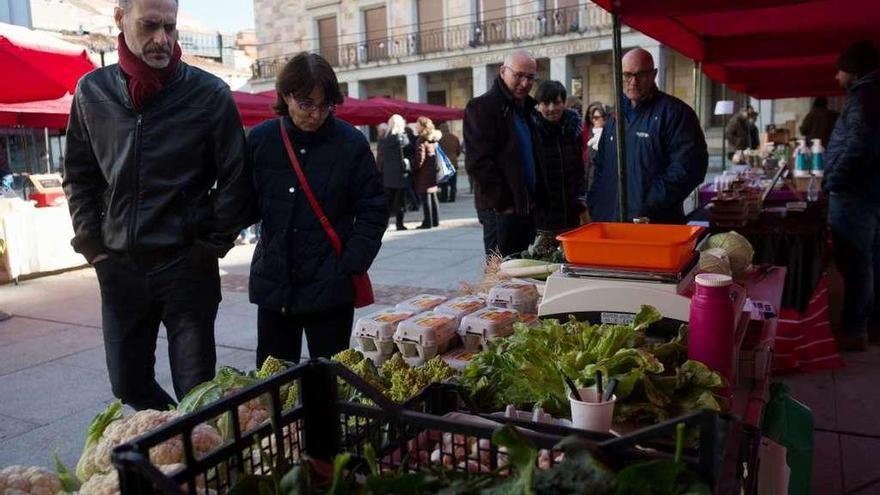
[503,49,536,67]
[118,0,177,11]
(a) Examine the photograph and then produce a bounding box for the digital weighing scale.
[539,254,747,332]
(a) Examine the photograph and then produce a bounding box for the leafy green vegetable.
[491,425,537,495]
[54,449,80,493]
[76,400,122,481]
[460,305,726,423]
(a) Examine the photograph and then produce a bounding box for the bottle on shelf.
[811,138,825,177]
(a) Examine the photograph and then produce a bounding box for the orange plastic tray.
[556,223,705,271]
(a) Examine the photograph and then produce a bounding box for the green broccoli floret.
[379,353,408,381]
[256,356,286,379]
[332,349,365,368]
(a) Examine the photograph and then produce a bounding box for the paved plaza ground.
[1,183,879,493]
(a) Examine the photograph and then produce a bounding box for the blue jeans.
[830,194,880,337]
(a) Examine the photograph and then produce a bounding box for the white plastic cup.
[569,387,617,432]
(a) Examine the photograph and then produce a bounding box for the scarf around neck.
[117,33,182,111]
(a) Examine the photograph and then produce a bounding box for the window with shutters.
[417,0,444,54]
[364,6,388,61]
[317,16,338,66]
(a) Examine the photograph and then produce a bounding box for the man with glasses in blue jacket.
[588,47,707,224]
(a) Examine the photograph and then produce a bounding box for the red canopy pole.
[612,12,628,222]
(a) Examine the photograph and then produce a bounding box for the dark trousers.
[419,192,440,228]
[385,187,406,228]
[95,251,220,411]
[497,213,536,258]
[256,304,355,368]
[830,194,880,337]
[438,172,457,202]
[477,208,499,258]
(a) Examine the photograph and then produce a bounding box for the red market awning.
[233,90,276,127]
[0,22,96,103]
[0,94,72,129]
[254,91,464,126]
[592,0,880,99]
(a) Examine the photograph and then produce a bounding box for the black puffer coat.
[532,109,586,231]
[376,133,409,189]
[247,116,388,313]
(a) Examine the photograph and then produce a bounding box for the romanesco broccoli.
[332,349,365,368]
[422,356,457,383]
[378,353,408,381]
[256,356,286,379]
[350,357,388,393]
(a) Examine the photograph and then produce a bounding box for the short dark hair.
[273,52,344,116]
[813,96,828,108]
[535,80,567,104]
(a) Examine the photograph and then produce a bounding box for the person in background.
[725,105,759,157]
[822,41,880,351]
[465,50,540,257]
[565,96,583,116]
[437,123,461,203]
[800,96,840,146]
[377,114,410,231]
[414,116,442,229]
[585,102,608,188]
[376,122,389,141]
[61,0,254,410]
[246,52,387,366]
[0,140,11,193]
[588,48,707,224]
[532,80,588,231]
[403,125,420,212]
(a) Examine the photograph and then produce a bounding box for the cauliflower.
[332,349,364,368]
[78,464,215,495]
[78,410,222,483]
[0,466,62,495]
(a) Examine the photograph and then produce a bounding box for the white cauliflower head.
[79,409,222,483]
[0,465,62,495]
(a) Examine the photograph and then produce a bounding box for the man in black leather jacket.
[62,0,254,410]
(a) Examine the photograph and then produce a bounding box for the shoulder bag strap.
[278,118,343,256]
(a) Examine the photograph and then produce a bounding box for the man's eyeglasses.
[622,69,656,81]
[503,66,538,83]
[293,99,336,114]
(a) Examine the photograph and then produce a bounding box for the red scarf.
[117,33,182,111]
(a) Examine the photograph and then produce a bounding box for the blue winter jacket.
[588,90,708,223]
[823,72,880,204]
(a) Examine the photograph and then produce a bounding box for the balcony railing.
[253,4,612,79]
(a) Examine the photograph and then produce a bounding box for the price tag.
[600,312,635,325]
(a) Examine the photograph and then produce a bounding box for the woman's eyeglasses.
[293,99,336,114]
[591,114,605,121]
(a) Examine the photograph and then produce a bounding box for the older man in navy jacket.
[588,48,707,224]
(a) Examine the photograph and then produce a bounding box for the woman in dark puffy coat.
[413,116,442,229]
[376,114,410,231]
[246,53,387,366]
[532,80,588,232]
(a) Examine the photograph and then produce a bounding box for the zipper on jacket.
[128,114,143,252]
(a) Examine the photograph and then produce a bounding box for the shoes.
[396,225,408,231]
[838,334,869,352]
[432,222,439,227]
[416,224,431,230]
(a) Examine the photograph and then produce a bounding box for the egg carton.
[354,308,414,364]
[393,311,460,366]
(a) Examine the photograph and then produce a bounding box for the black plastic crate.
[112,359,757,495]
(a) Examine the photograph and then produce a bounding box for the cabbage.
[704,231,754,276]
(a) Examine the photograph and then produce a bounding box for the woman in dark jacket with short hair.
[247,52,387,366]
[532,80,587,232]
